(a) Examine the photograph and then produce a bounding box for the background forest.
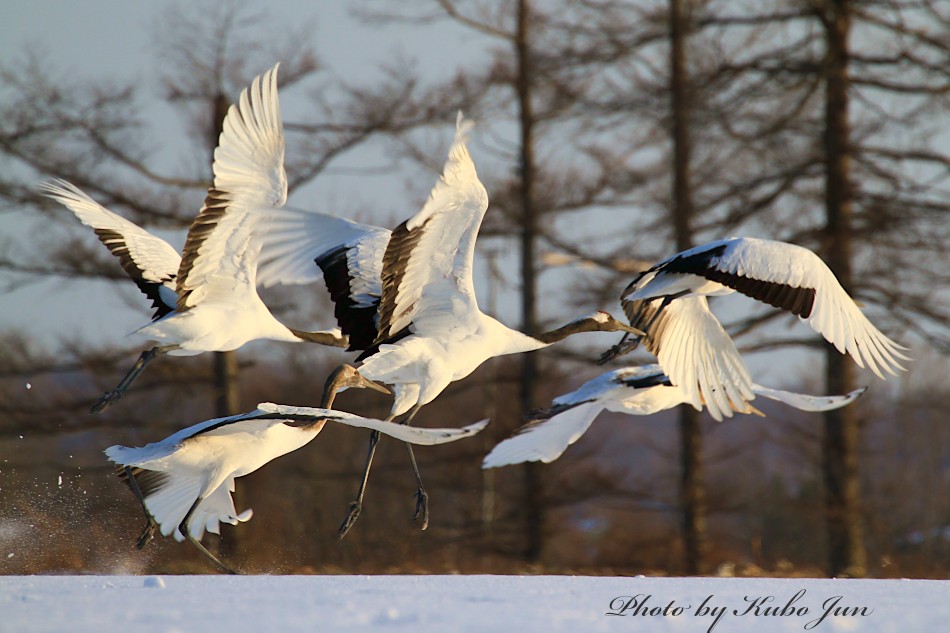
[1,0,948,578]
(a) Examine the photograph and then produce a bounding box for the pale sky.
[0,1,516,351]
[0,1,874,389]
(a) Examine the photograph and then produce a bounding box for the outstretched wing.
[628,237,909,379]
[255,208,388,351]
[482,402,603,468]
[40,179,179,320]
[256,208,388,289]
[375,114,489,343]
[253,403,488,445]
[751,384,867,412]
[175,64,287,312]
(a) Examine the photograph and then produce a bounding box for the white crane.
[482,364,867,468]
[309,114,643,536]
[105,365,487,574]
[40,64,345,412]
[599,237,909,415]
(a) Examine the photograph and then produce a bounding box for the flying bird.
[316,114,643,537]
[482,364,867,468]
[40,64,346,413]
[602,237,908,377]
[597,237,908,414]
[106,365,486,574]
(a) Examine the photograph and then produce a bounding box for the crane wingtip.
[454,111,475,143]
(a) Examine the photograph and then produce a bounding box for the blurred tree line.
[1,0,948,577]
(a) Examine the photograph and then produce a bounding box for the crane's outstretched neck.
[288,327,349,348]
[535,312,643,345]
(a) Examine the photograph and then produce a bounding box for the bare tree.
[668,0,708,576]
[0,5,380,417]
[2,0,947,576]
[699,0,950,576]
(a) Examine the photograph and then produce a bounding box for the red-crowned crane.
[41,64,346,413]
[482,363,866,468]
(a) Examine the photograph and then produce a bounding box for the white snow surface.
[1,574,946,633]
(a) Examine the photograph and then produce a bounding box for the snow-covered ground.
[2,574,946,633]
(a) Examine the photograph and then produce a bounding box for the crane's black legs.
[598,330,637,364]
[91,347,162,413]
[338,426,383,539]
[179,496,237,575]
[401,407,428,530]
[337,405,428,538]
[598,292,689,364]
[123,466,158,550]
[324,364,381,539]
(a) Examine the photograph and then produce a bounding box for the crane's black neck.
[535,317,611,345]
[288,327,348,348]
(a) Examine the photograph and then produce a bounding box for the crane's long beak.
[359,375,391,395]
[620,324,646,336]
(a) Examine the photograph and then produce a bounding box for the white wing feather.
[711,238,909,378]
[188,479,253,540]
[39,179,180,289]
[176,64,286,309]
[256,207,389,293]
[482,402,604,468]
[254,403,488,445]
[380,113,489,339]
[645,297,755,422]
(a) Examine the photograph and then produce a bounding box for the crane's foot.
[91,389,124,413]
[338,501,362,539]
[597,338,642,365]
[136,520,157,550]
[182,527,239,575]
[413,488,429,531]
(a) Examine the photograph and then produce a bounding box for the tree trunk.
[669,0,707,575]
[214,351,241,416]
[210,91,243,562]
[515,0,543,564]
[819,0,866,578]
[208,91,242,420]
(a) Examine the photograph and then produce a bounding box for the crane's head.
[321,364,390,408]
[337,364,390,393]
[576,311,645,335]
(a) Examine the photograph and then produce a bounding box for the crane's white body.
[106,416,310,541]
[482,364,866,468]
[106,403,488,541]
[362,314,547,417]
